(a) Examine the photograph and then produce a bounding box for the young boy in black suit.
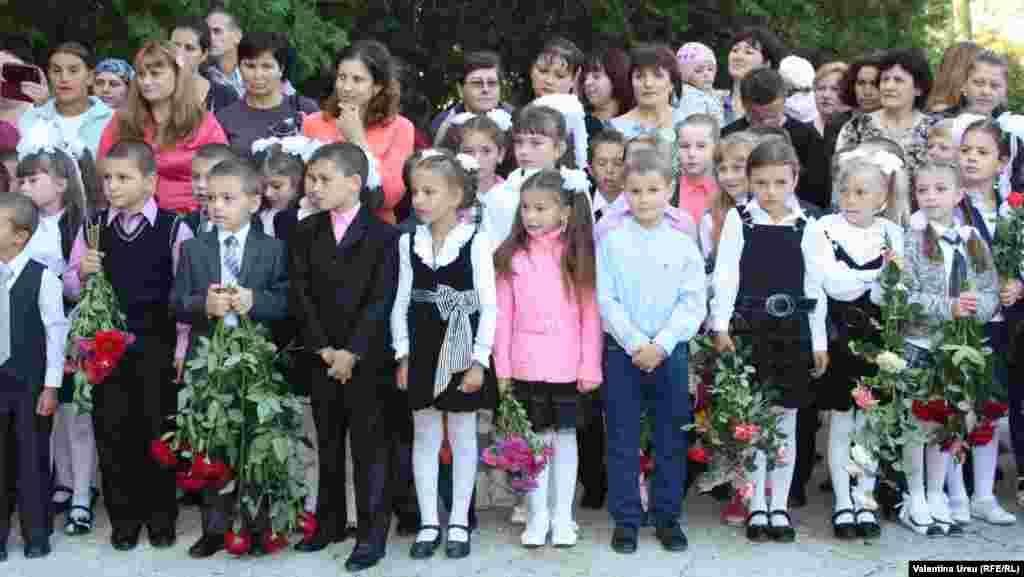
[173,158,289,558]
[0,193,69,561]
[289,143,398,572]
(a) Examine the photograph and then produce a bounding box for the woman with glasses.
[430,51,514,147]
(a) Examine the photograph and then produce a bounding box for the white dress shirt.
[709,198,828,351]
[217,224,250,328]
[24,209,66,277]
[4,250,69,388]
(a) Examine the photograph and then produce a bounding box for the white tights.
[525,428,579,527]
[51,404,97,510]
[828,409,877,518]
[413,409,477,542]
[749,408,797,526]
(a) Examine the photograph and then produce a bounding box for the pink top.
[594,195,697,242]
[98,112,229,213]
[302,112,415,224]
[677,175,718,226]
[331,202,361,243]
[493,229,603,384]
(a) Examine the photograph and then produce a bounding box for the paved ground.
[4,458,1023,577]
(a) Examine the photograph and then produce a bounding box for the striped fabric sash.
[412,284,480,398]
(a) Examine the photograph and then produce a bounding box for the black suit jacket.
[288,206,399,368]
[722,115,830,212]
[173,227,289,341]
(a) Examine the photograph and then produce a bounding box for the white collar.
[745,196,805,223]
[2,248,31,280]
[40,208,64,226]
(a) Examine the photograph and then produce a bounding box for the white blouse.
[805,214,904,305]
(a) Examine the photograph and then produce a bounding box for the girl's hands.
[952,293,978,318]
[577,380,600,394]
[396,358,409,390]
[999,279,1022,307]
[460,364,484,394]
[712,332,735,354]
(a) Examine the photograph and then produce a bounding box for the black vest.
[0,259,47,395]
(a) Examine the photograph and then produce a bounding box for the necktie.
[0,263,11,366]
[942,231,966,298]
[223,235,241,282]
[594,207,604,223]
[333,212,349,244]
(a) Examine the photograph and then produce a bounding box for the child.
[901,160,999,536]
[927,119,957,164]
[589,129,626,223]
[598,148,705,554]
[710,140,829,543]
[677,113,721,226]
[441,110,511,196]
[256,145,304,238]
[188,144,238,235]
[676,42,725,125]
[701,131,758,267]
[806,156,905,540]
[483,105,568,247]
[944,119,1019,525]
[392,149,496,560]
[289,142,397,572]
[173,158,289,557]
[493,168,601,547]
[65,139,194,550]
[836,138,913,226]
[0,193,69,560]
[15,142,98,535]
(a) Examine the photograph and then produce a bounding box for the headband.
[95,58,135,81]
[449,108,513,132]
[676,43,716,78]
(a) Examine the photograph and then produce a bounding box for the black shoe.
[345,542,385,572]
[854,509,881,539]
[445,525,471,559]
[395,515,419,537]
[832,509,857,540]
[610,525,637,554]
[789,488,808,509]
[111,526,141,551]
[746,511,771,542]
[294,528,345,552]
[0,544,6,562]
[710,484,733,502]
[23,539,51,559]
[409,525,443,559]
[767,510,796,543]
[149,528,176,549]
[580,489,606,509]
[189,535,225,558]
[655,524,689,552]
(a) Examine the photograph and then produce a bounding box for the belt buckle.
[765,293,796,318]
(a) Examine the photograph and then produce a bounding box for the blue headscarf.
[95,58,135,82]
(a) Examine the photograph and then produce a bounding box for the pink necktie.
[333,212,349,243]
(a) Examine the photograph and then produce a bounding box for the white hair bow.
[251,135,326,162]
[997,111,1024,201]
[17,119,86,162]
[455,153,479,172]
[559,166,591,196]
[839,148,904,176]
[449,109,513,132]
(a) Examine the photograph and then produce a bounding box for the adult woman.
[170,17,239,113]
[98,40,228,212]
[609,43,687,140]
[302,40,414,224]
[93,59,134,111]
[718,27,787,125]
[582,46,633,126]
[823,52,883,162]
[812,61,848,136]
[835,48,934,173]
[925,41,980,114]
[18,42,113,158]
[215,31,319,156]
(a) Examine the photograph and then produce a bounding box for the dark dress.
[405,230,495,413]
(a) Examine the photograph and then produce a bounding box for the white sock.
[749,450,768,526]
[51,405,73,502]
[526,430,554,529]
[552,429,579,526]
[769,408,798,524]
[828,410,855,515]
[849,412,877,512]
[945,453,969,505]
[972,432,999,502]
[902,432,928,518]
[413,409,444,540]
[447,411,478,542]
[67,408,97,509]
[925,443,947,504]
[301,401,319,512]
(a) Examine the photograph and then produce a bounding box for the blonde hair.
[833,140,911,225]
[120,40,204,148]
[925,41,981,112]
[709,131,759,254]
[814,61,848,86]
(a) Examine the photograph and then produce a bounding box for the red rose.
[262,529,289,554]
[175,470,207,492]
[82,357,114,385]
[1008,191,1024,209]
[150,439,178,468]
[687,447,709,464]
[640,453,655,474]
[93,330,129,363]
[927,399,952,421]
[224,530,251,556]
[911,400,932,421]
[298,512,318,540]
[968,421,996,446]
[982,401,1009,421]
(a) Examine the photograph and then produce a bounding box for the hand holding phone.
[1,63,45,103]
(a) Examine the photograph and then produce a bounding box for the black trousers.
[92,343,177,535]
[385,387,418,524]
[310,363,391,550]
[0,394,52,543]
[577,393,606,498]
[793,405,820,495]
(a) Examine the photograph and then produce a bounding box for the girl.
[807,156,905,540]
[677,113,720,226]
[710,140,829,543]
[441,110,511,196]
[483,105,568,247]
[944,119,1019,526]
[529,37,584,99]
[15,139,97,535]
[493,169,601,548]
[927,119,957,163]
[700,131,758,267]
[675,42,724,126]
[901,161,999,536]
[835,137,912,225]
[255,144,304,237]
[392,150,496,560]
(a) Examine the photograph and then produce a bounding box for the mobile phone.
[1,63,42,102]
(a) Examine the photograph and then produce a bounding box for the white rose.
[875,351,907,373]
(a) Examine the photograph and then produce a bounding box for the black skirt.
[511,380,586,431]
[818,338,877,411]
[419,365,497,413]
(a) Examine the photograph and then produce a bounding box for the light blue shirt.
[597,215,707,355]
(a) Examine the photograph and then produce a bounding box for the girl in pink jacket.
[493,168,602,548]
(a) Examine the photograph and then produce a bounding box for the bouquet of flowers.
[66,220,134,413]
[849,239,930,472]
[152,315,308,555]
[481,387,553,493]
[685,337,786,501]
[992,191,1024,283]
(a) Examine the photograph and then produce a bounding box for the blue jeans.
[603,337,690,529]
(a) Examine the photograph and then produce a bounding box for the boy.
[188,144,238,235]
[0,193,68,560]
[66,140,194,550]
[173,158,289,558]
[289,143,398,572]
[590,129,626,223]
[597,149,706,554]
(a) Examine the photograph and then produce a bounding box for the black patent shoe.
[409,525,442,559]
[610,525,638,554]
[23,539,50,559]
[444,524,471,559]
[746,511,771,542]
[0,544,7,562]
[767,510,796,543]
[345,542,384,572]
[655,524,688,552]
[188,534,225,558]
[832,508,858,540]
[111,526,141,551]
[855,509,881,539]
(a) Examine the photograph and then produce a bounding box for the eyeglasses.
[465,79,500,91]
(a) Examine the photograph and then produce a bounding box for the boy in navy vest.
[0,193,69,560]
[65,140,194,551]
[174,158,289,558]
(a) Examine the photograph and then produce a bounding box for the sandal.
[64,505,94,536]
[855,509,881,539]
[51,485,73,515]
